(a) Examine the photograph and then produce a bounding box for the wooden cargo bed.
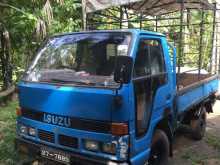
[176,74,219,113]
[177,73,211,88]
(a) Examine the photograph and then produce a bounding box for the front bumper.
[15,137,129,165]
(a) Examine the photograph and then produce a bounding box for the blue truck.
[15,29,219,165]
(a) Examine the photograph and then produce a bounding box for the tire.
[190,106,207,140]
[148,129,170,165]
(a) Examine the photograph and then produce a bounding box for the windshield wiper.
[49,78,97,86]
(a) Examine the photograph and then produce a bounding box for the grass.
[181,149,208,165]
[205,133,220,151]
[179,133,220,165]
[0,101,18,164]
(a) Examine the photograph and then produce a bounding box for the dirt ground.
[169,101,220,165]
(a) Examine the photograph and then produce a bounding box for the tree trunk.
[0,26,13,90]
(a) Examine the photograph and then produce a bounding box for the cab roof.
[52,29,166,38]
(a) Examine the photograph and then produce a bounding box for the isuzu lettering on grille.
[43,113,71,127]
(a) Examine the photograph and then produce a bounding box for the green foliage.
[0,0,82,85]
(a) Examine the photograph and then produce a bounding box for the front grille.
[38,129,55,143]
[58,134,78,148]
[21,108,111,134]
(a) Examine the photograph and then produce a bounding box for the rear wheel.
[190,106,207,140]
[148,129,170,165]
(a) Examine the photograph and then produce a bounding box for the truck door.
[131,37,170,163]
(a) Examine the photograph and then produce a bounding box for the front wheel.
[148,129,170,165]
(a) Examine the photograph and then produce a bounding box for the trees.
[0,25,12,90]
[0,0,81,91]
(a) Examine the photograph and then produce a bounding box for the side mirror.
[114,56,133,84]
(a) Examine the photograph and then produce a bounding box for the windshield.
[23,32,131,87]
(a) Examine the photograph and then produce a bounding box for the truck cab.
[15,29,190,165]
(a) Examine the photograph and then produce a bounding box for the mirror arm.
[113,82,123,107]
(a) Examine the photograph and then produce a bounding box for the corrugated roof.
[85,0,215,15]
[129,0,215,15]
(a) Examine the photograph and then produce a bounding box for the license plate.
[40,147,70,164]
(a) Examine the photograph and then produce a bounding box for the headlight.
[28,127,36,136]
[84,140,99,151]
[102,142,116,154]
[19,125,27,134]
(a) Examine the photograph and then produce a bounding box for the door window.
[134,39,167,137]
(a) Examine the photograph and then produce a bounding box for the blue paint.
[16,29,219,165]
[178,78,219,113]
